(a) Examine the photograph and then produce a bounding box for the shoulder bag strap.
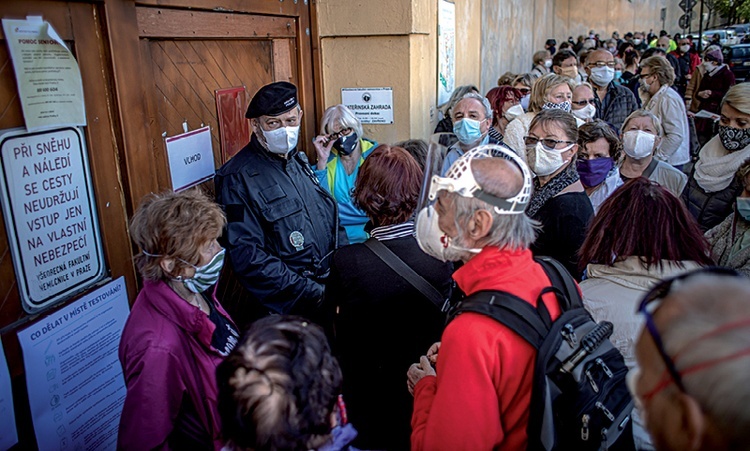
[364,238,448,311]
[535,256,583,310]
[450,290,550,349]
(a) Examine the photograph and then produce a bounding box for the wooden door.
[111,2,316,205]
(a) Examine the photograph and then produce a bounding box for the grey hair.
[621,109,664,137]
[659,274,750,449]
[320,104,363,138]
[441,84,479,115]
[458,92,493,120]
[453,196,538,251]
[448,157,538,251]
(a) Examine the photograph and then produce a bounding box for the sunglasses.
[523,136,575,150]
[572,98,596,106]
[637,267,743,400]
[517,88,531,95]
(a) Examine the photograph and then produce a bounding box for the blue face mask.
[614,70,623,84]
[737,197,750,221]
[453,118,484,145]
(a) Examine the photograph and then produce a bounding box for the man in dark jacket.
[585,49,638,132]
[215,82,341,324]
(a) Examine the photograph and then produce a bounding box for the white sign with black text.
[17,277,129,451]
[165,126,215,191]
[341,87,394,124]
[0,127,106,313]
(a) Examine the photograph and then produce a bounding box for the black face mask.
[333,132,359,156]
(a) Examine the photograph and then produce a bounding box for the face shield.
[414,138,533,262]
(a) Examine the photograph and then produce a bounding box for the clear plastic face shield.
[414,136,533,262]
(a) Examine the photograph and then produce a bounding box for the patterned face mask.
[177,248,225,293]
[718,125,750,152]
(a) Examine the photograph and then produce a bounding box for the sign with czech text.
[341,87,394,124]
[0,127,106,313]
[165,125,215,192]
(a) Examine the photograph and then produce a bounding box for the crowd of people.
[114,27,750,451]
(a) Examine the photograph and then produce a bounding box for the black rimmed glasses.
[523,136,575,150]
[637,267,742,398]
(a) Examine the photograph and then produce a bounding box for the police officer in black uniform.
[215,82,343,326]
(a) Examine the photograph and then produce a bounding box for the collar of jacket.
[140,279,219,348]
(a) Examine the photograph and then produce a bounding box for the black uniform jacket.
[215,135,340,315]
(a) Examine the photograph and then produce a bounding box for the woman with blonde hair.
[638,55,690,167]
[312,104,378,243]
[505,73,577,161]
[684,83,750,230]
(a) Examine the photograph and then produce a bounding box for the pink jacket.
[117,280,235,450]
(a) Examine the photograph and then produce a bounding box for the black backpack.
[447,256,634,451]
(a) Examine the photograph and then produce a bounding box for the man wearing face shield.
[407,145,565,450]
[215,82,341,325]
[440,92,504,175]
[312,104,378,244]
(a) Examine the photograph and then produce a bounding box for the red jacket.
[411,247,563,450]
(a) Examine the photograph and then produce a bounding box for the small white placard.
[341,87,394,124]
[694,110,721,121]
[17,277,129,451]
[165,126,215,191]
[0,337,18,450]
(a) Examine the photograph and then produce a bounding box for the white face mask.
[520,94,531,111]
[703,61,716,72]
[261,125,299,155]
[544,59,553,68]
[572,103,596,121]
[504,104,525,122]
[680,44,691,53]
[622,130,656,160]
[415,206,480,262]
[528,141,573,176]
[633,38,642,45]
[589,66,615,87]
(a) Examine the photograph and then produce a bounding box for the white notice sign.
[0,337,18,450]
[165,125,215,191]
[17,277,129,451]
[341,87,394,124]
[0,127,106,313]
[2,16,86,132]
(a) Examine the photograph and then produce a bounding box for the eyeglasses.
[524,136,575,149]
[517,87,531,95]
[572,98,596,106]
[588,61,617,68]
[326,127,353,141]
[637,267,742,400]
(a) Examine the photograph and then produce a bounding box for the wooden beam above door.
[137,7,298,38]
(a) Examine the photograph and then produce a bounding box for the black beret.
[245,82,298,119]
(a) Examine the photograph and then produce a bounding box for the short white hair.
[457,92,493,120]
[320,104,363,138]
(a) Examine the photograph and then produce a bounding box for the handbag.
[364,238,449,312]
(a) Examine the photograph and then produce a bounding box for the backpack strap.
[364,238,449,312]
[534,256,583,310]
[449,291,549,349]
